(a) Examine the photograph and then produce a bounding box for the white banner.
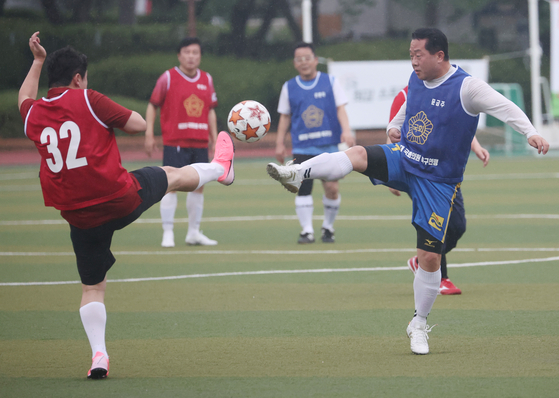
[551,0,559,97]
[328,59,489,129]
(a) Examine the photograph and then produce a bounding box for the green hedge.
[0,90,25,139]
[0,18,224,91]
[88,53,295,133]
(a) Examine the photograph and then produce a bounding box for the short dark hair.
[294,42,315,55]
[412,28,449,61]
[46,46,88,88]
[177,37,202,54]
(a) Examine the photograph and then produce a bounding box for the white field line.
[0,251,558,287]
[1,171,558,182]
[2,213,559,226]
[1,171,558,191]
[2,247,559,257]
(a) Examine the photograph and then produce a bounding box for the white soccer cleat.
[161,230,175,248]
[185,231,218,246]
[406,322,435,355]
[266,160,303,193]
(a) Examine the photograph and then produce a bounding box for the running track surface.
[0,137,276,166]
[0,131,388,166]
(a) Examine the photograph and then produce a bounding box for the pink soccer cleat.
[87,351,109,379]
[212,131,235,186]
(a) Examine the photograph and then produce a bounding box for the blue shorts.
[163,146,209,168]
[371,143,460,243]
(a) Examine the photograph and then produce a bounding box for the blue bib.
[287,72,342,148]
[400,66,479,183]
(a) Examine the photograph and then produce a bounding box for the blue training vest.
[400,66,479,184]
[287,72,342,149]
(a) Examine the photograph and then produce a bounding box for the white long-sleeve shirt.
[387,65,539,139]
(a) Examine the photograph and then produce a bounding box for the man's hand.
[29,31,46,62]
[470,136,490,167]
[388,128,401,143]
[474,146,490,167]
[528,135,550,155]
[275,142,286,164]
[340,130,355,148]
[144,133,157,157]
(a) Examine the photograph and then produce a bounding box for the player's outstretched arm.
[18,31,46,110]
[465,78,549,156]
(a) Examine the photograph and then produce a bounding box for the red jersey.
[22,88,139,227]
[389,86,408,122]
[150,67,217,148]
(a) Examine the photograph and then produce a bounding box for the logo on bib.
[184,94,204,118]
[407,111,433,145]
[302,105,324,128]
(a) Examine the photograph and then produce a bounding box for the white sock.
[322,195,341,231]
[160,192,177,232]
[301,152,353,181]
[190,163,224,190]
[79,302,107,357]
[295,195,314,234]
[187,191,204,236]
[411,265,441,327]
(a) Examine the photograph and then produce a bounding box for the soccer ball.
[227,100,271,143]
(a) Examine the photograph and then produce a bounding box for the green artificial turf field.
[1,156,558,397]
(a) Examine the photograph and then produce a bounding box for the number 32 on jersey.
[40,121,88,173]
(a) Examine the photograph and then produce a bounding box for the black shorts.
[443,188,466,254]
[70,166,168,286]
[163,146,208,168]
[292,154,316,196]
[414,224,444,254]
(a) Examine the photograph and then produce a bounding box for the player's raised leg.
[165,131,235,193]
[266,147,365,193]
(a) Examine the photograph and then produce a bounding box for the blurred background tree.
[0,0,551,137]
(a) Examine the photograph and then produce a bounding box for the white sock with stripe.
[302,152,353,181]
[322,195,341,231]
